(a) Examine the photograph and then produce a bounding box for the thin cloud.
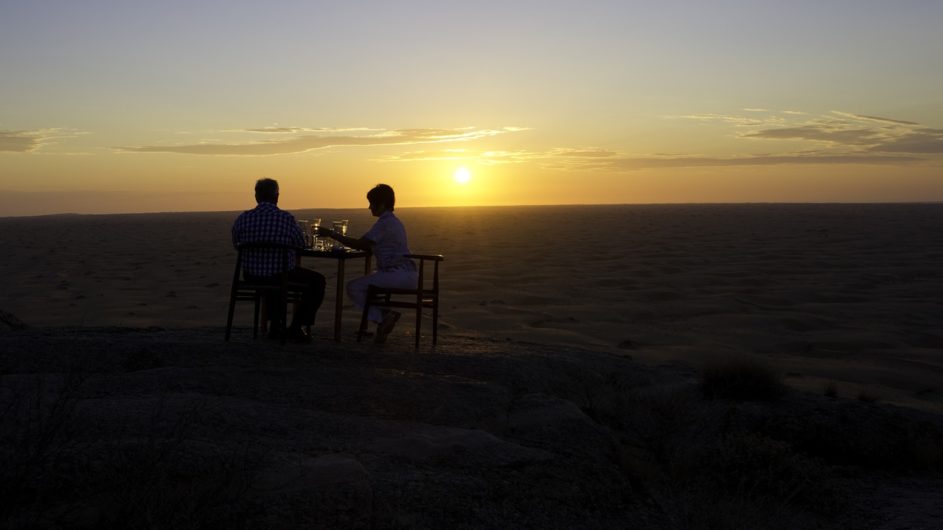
[382,142,922,170]
[743,126,884,145]
[243,127,316,133]
[234,126,377,134]
[376,109,935,171]
[546,147,617,158]
[382,149,538,165]
[607,153,920,171]
[623,108,939,168]
[742,111,941,153]
[381,146,616,166]
[677,114,769,126]
[117,127,523,155]
[0,130,41,152]
[831,112,919,126]
[0,128,83,153]
[868,129,943,154]
[383,149,473,162]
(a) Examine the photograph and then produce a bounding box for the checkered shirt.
[231,202,305,277]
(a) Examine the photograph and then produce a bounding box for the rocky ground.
[1,322,942,529]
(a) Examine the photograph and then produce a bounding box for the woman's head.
[367,184,395,215]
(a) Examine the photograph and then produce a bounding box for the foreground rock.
[0,309,27,330]
[0,327,941,529]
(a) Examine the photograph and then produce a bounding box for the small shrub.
[824,382,838,399]
[701,356,787,402]
[857,390,879,403]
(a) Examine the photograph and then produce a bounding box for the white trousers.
[347,269,419,323]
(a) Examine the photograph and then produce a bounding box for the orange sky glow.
[2,1,942,216]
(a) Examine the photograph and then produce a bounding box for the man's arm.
[231,218,241,248]
[288,222,306,248]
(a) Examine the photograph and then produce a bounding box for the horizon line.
[4,200,943,220]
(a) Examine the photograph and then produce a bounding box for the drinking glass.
[310,218,321,250]
[331,220,348,250]
[297,219,311,247]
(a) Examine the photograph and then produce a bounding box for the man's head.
[255,178,279,204]
[367,184,395,215]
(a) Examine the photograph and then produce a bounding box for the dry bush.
[701,356,787,402]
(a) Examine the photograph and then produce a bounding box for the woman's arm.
[316,226,374,251]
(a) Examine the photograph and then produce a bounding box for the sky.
[2,0,942,216]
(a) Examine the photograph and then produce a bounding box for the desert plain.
[1,203,942,528]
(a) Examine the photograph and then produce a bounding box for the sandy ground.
[1,203,942,412]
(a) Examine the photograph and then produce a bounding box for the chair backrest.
[232,242,299,285]
[406,253,444,294]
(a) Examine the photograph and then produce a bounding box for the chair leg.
[225,292,238,342]
[358,288,373,342]
[432,296,439,346]
[253,296,261,339]
[259,296,269,335]
[414,300,422,350]
[357,303,370,343]
[277,292,287,345]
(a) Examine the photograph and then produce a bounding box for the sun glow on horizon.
[453,166,472,185]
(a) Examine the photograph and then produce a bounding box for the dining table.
[299,247,371,341]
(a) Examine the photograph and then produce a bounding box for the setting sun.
[453,167,472,185]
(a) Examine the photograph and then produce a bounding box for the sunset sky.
[2,0,942,216]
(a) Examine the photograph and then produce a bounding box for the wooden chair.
[225,242,303,342]
[357,254,444,348]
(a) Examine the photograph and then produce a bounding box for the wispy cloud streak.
[381,147,619,166]
[697,110,943,154]
[118,127,526,155]
[607,154,920,170]
[381,116,928,171]
[0,129,75,153]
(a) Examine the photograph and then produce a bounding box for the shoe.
[374,311,401,344]
[266,318,287,340]
[285,326,312,344]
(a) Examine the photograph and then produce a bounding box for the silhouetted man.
[232,178,325,342]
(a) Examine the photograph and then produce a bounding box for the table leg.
[334,259,346,341]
